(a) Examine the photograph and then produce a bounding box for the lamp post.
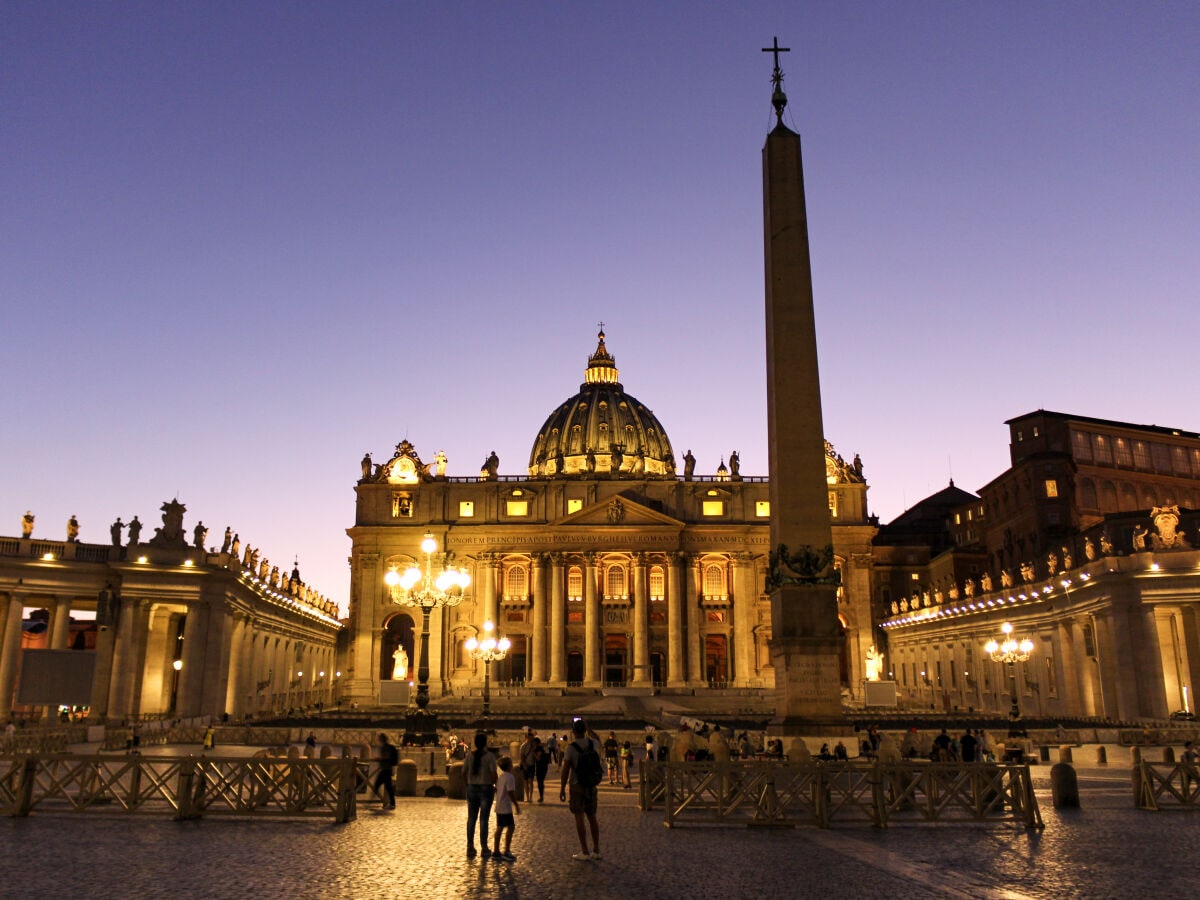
[384,532,470,737]
[985,622,1034,737]
[465,620,510,719]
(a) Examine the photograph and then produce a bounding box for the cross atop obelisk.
[761,37,790,122]
[760,38,847,732]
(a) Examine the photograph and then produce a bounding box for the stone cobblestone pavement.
[1,766,1192,899]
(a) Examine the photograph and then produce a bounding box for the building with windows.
[342,332,879,710]
[877,411,1200,720]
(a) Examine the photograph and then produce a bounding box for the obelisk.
[761,39,846,729]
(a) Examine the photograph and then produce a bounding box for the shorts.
[568,784,598,815]
[496,812,515,829]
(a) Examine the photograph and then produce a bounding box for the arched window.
[606,564,627,599]
[505,565,527,602]
[567,566,583,602]
[649,566,665,601]
[703,564,726,599]
[1079,478,1098,510]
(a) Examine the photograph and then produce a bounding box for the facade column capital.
[549,552,565,567]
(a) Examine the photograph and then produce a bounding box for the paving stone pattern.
[0,767,1191,898]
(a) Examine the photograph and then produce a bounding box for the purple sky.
[4,3,1198,614]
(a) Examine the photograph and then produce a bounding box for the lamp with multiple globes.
[464,620,510,718]
[984,621,1034,737]
[383,532,470,731]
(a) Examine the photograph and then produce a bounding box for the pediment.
[554,494,683,528]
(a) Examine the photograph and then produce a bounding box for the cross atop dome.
[762,36,790,123]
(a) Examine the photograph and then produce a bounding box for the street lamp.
[985,622,1034,736]
[384,532,470,734]
[465,620,510,718]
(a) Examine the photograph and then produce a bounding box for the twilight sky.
[3,2,1197,614]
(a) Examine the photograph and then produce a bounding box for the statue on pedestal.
[480,451,499,480]
[221,526,232,553]
[729,450,741,480]
[683,449,695,481]
[127,516,142,546]
[1084,537,1096,561]
[360,452,372,480]
[434,450,447,477]
[392,646,409,681]
[193,522,208,550]
[21,511,34,538]
[110,518,124,547]
[864,645,884,682]
[1100,533,1114,556]
[981,572,993,592]
[66,515,79,542]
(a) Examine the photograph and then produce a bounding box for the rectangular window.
[505,500,528,517]
[955,513,962,524]
[1152,442,1172,473]
[1133,441,1152,470]
[1071,430,1093,462]
[1016,430,1024,442]
[755,501,770,517]
[567,498,583,514]
[1113,438,1133,467]
[1172,446,1191,476]
[950,660,958,689]
[1045,654,1058,697]
[935,660,943,686]
[1192,449,1200,476]
[1044,479,1058,498]
[458,501,474,518]
[911,572,920,581]
[828,492,839,518]
[1092,434,1112,464]
[702,500,725,516]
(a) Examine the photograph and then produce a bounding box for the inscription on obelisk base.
[760,38,851,739]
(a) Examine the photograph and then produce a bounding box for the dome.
[528,331,677,479]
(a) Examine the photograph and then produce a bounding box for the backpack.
[573,739,604,789]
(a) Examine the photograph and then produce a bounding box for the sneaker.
[481,848,492,859]
[502,852,517,862]
[572,852,592,861]
[466,847,477,860]
[590,851,602,860]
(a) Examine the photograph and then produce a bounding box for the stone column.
[482,554,499,627]
[667,554,685,687]
[1180,606,1200,714]
[110,600,152,721]
[175,602,211,718]
[631,553,649,686]
[686,557,703,685]
[1136,606,1169,719]
[530,554,547,685]
[549,554,565,684]
[732,554,756,687]
[0,594,25,724]
[584,554,600,686]
[49,596,72,649]
[346,552,379,703]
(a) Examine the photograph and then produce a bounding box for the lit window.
[649,566,665,601]
[1032,427,1039,438]
[911,573,919,581]
[506,501,528,517]
[755,501,770,517]
[1016,431,1023,442]
[567,498,583,514]
[505,566,527,602]
[828,492,839,518]
[703,564,726,599]
[955,513,962,525]
[702,500,724,516]
[1044,479,1058,498]
[567,567,583,601]
[605,565,627,599]
[458,501,474,517]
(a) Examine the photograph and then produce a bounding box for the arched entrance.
[705,635,728,686]
[381,613,416,682]
[604,634,628,686]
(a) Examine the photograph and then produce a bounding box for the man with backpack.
[559,718,603,861]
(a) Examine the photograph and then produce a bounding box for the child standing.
[493,756,520,862]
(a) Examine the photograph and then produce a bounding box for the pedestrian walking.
[560,718,603,861]
[465,731,498,860]
[373,733,398,809]
[492,755,520,862]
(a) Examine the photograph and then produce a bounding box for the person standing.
[373,733,398,810]
[604,731,620,784]
[533,736,550,802]
[492,755,520,862]
[960,728,979,763]
[560,718,602,861]
[465,731,498,859]
[519,729,537,802]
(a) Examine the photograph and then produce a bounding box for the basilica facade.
[342,332,878,709]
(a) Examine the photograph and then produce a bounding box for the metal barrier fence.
[1,754,358,823]
[640,760,1042,830]
[1135,761,1200,810]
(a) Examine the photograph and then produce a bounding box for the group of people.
[376,719,608,863]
